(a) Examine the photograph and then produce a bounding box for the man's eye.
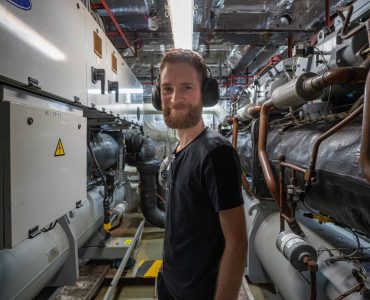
[162,87,172,93]
[184,86,193,90]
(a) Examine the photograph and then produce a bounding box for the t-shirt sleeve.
[202,144,244,212]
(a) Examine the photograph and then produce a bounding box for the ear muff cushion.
[152,83,162,111]
[202,77,219,107]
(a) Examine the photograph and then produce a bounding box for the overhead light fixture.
[167,0,194,49]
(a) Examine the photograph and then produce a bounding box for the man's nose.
[171,88,185,104]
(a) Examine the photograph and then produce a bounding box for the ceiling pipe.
[100,0,136,56]
[325,0,331,27]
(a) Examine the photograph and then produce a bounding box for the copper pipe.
[248,105,261,118]
[279,156,286,232]
[361,56,370,68]
[241,176,254,199]
[281,213,295,223]
[336,5,366,40]
[303,257,318,300]
[306,67,369,91]
[306,104,364,182]
[325,0,331,28]
[100,0,135,56]
[335,282,364,300]
[360,70,370,183]
[280,162,306,174]
[258,100,279,201]
[231,117,239,149]
[228,116,255,197]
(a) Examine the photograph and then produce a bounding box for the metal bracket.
[48,215,79,286]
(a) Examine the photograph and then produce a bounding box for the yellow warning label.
[144,260,162,278]
[124,239,132,245]
[54,138,65,157]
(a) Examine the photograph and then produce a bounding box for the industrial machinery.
[220,0,370,299]
[2,0,370,299]
[0,1,164,299]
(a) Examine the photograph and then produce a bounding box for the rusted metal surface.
[55,264,110,300]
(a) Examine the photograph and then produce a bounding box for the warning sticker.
[136,260,162,278]
[54,138,65,157]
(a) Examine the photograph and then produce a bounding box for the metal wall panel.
[0,1,87,103]
[0,95,86,248]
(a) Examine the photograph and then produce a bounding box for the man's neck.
[176,120,206,152]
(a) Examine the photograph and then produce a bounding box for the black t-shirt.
[162,127,244,300]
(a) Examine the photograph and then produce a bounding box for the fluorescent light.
[0,4,66,61]
[167,0,194,49]
[119,88,143,94]
[88,88,143,95]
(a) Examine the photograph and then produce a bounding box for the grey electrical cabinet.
[0,86,87,249]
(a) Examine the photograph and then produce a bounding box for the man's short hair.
[159,49,208,83]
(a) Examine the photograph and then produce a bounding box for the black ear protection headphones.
[151,67,219,111]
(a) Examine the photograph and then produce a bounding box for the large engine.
[223,1,370,299]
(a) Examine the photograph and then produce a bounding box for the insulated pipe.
[236,104,261,122]
[133,136,165,228]
[360,68,370,183]
[87,133,119,173]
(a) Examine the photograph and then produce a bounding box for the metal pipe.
[228,116,254,198]
[336,4,366,40]
[304,67,369,91]
[103,219,145,300]
[279,156,286,233]
[231,117,239,149]
[325,0,330,28]
[257,100,302,234]
[258,100,279,201]
[360,70,370,183]
[280,162,306,174]
[100,0,135,56]
[305,104,364,183]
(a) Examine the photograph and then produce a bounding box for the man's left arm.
[214,204,247,300]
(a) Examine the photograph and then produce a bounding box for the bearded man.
[153,48,247,300]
